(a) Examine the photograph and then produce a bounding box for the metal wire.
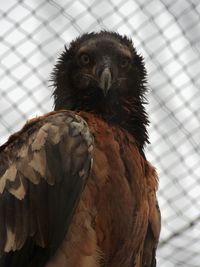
[0,1,200,266]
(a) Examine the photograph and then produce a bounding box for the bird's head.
[52,31,149,150]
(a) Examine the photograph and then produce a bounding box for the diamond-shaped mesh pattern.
[0,1,200,266]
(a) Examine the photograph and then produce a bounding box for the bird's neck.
[53,88,149,155]
[73,95,149,154]
[103,97,149,154]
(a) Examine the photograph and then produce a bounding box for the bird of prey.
[0,31,161,267]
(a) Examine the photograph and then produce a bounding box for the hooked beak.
[99,67,112,96]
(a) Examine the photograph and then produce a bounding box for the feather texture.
[0,31,161,267]
[0,111,93,267]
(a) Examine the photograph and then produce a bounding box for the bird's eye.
[120,58,130,68]
[80,54,90,65]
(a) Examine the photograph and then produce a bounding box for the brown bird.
[0,31,161,267]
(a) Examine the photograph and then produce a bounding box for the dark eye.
[80,54,90,65]
[120,58,130,68]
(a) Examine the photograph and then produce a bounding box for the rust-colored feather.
[0,111,160,267]
[45,112,160,267]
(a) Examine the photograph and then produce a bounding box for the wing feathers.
[31,123,50,151]
[0,111,93,267]
[6,172,27,200]
[29,149,47,177]
[0,164,17,194]
[17,160,40,184]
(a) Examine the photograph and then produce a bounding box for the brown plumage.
[0,31,161,267]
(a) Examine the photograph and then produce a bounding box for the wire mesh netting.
[0,0,200,266]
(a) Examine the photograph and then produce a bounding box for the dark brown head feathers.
[51,31,149,153]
